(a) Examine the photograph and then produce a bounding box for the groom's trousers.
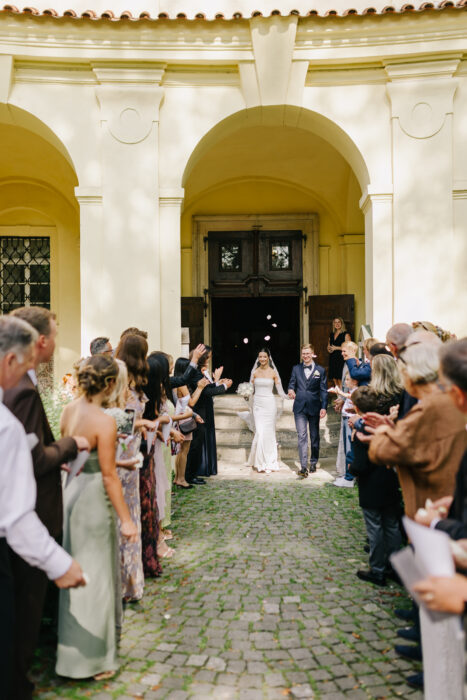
[294,412,320,468]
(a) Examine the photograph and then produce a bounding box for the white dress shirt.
[303,362,315,380]
[0,387,71,580]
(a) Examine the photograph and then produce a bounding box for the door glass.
[270,242,291,270]
[219,243,241,271]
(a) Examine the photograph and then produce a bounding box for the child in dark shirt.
[349,386,402,586]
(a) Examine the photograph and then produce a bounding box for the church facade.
[0,0,466,378]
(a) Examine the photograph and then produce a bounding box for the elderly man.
[4,307,90,700]
[90,336,113,355]
[0,316,85,699]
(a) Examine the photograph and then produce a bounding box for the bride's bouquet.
[237,382,254,401]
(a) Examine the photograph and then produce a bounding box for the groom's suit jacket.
[4,373,77,537]
[288,363,328,416]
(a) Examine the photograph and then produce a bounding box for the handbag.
[178,417,197,435]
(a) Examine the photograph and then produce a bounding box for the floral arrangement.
[237,382,254,400]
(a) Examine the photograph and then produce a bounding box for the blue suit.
[288,363,328,468]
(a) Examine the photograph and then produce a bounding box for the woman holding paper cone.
[56,355,138,681]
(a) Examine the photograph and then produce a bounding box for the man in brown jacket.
[4,306,89,700]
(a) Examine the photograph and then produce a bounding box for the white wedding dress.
[247,377,280,473]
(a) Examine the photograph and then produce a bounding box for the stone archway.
[180,106,373,365]
[0,105,80,378]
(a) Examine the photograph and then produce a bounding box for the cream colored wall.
[0,124,80,380]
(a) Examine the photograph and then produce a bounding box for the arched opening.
[0,106,80,381]
[181,107,367,384]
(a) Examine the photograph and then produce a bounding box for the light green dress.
[56,451,119,679]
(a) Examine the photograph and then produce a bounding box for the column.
[453,183,467,335]
[386,60,459,330]
[360,188,394,340]
[75,187,104,356]
[339,233,365,334]
[159,188,184,358]
[93,66,165,349]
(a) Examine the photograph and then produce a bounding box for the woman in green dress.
[56,355,138,681]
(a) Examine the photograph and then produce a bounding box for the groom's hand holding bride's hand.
[319,409,327,419]
[288,390,296,399]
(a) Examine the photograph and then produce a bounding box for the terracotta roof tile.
[0,1,465,21]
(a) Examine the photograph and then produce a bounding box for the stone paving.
[33,459,424,700]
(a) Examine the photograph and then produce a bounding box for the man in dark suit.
[288,343,328,478]
[4,306,89,700]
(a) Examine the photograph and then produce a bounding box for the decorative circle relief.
[399,99,446,139]
[108,106,153,144]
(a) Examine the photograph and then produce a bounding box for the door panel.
[208,229,302,297]
[181,297,204,350]
[308,294,355,368]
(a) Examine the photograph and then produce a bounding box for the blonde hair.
[342,341,358,353]
[301,343,314,352]
[370,355,404,396]
[332,317,347,333]
[104,358,128,409]
[363,337,379,352]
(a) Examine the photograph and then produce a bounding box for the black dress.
[186,370,226,477]
[328,331,347,380]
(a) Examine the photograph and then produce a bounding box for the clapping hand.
[363,412,395,430]
[197,377,210,390]
[213,366,224,382]
[222,378,233,389]
[415,496,453,527]
[191,343,206,364]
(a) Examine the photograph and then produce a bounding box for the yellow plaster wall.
[0,123,80,379]
[181,124,366,337]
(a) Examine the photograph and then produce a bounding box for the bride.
[245,348,288,474]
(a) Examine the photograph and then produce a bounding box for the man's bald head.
[386,323,413,357]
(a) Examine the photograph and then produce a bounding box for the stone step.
[217,444,339,465]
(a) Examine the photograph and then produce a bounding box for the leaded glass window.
[219,243,241,271]
[0,237,51,314]
[270,242,291,270]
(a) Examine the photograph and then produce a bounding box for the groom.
[288,343,328,478]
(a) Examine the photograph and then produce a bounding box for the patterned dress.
[139,441,162,577]
[114,391,145,602]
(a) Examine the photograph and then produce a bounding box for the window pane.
[30,264,50,284]
[270,243,291,270]
[1,237,50,310]
[220,243,241,271]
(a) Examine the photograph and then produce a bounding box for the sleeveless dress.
[328,331,347,380]
[248,378,280,473]
[56,451,119,679]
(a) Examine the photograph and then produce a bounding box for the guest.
[333,341,359,480]
[144,353,183,557]
[185,374,211,485]
[367,339,467,518]
[90,336,113,356]
[330,375,359,488]
[368,353,405,414]
[327,317,351,387]
[385,323,418,418]
[414,338,467,539]
[186,346,233,479]
[173,357,204,489]
[349,387,402,586]
[344,337,378,386]
[56,355,138,681]
[115,334,148,602]
[0,316,85,700]
[4,306,90,700]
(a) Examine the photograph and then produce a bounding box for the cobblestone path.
[35,466,423,700]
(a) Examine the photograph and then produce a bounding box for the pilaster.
[385,58,459,330]
[93,65,165,348]
[159,188,184,359]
